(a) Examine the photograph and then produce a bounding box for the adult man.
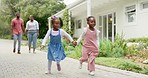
[11,12,25,54]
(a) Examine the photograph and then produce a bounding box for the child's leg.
[48,60,52,71]
[56,62,61,71]
[88,58,95,72]
[46,60,52,74]
[87,56,95,76]
[79,52,88,69]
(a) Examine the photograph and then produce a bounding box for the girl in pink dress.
[76,16,100,76]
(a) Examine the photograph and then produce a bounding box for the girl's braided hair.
[51,16,63,27]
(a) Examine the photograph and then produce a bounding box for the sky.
[64,0,78,5]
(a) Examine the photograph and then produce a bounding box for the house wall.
[117,0,148,39]
[116,0,148,39]
[73,13,87,37]
[73,0,148,39]
[116,0,138,39]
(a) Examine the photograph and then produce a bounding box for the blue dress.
[48,29,66,62]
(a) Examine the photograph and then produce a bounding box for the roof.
[48,0,86,19]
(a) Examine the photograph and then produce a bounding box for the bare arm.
[25,21,29,34]
[11,20,14,35]
[21,19,25,34]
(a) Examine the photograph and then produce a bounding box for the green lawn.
[95,57,148,74]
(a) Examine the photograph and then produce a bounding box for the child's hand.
[40,45,45,50]
[72,41,77,46]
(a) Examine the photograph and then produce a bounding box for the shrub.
[127,38,148,51]
[99,39,112,57]
[64,39,82,59]
[112,47,124,57]
[127,38,148,43]
[99,33,128,57]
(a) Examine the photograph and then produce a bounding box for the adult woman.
[26,15,39,53]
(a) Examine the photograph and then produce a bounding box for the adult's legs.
[13,34,18,53]
[28,32,33,53]
[17,34,22,54]
[32,32,37,53]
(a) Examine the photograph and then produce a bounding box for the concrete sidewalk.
[0,39,148,78]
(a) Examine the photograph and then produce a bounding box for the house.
[48,0,148,42]
[0,0,1,6]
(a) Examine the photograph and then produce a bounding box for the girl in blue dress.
[42,16,75,74]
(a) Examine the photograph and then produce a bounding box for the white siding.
[73,13,87,38]
[116,0,148,39]
[92,0,148,39]
[52,0,148,39]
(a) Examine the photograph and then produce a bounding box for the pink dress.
[80,28,99,71]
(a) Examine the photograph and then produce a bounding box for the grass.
[63,44,148,74]
[95,57,148,74]
[37,38,148,75]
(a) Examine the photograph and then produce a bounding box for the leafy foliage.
[0,0,66,39]
[127,38,148,43]
[99,34,128,57]
[62,9,74,36]
[62,9,69,32]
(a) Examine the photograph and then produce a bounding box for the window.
[76,20,82,29]
[141,2,148,9]
[125,5,136,23]
[99,16,102,26]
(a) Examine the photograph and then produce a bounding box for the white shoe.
[45,71,51,74]
[33,51,36,54]
[29,50,31,53]
[89,71,95,76]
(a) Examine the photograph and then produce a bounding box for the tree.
[62,9,69,33]
[0,0,66,38]
[62,9,74,36]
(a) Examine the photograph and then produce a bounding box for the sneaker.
[89,71,95,76]
[33,49,36,54]
[57,64,61,71]
[33,51,36,54]
[13,49,15,53]
[29,50,31,53]
[17,50,21,54]
[45,71,51,74]
[33,52,36,54]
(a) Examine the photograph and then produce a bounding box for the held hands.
[72,41,77,46]
[24,30,27,36]
[40,45,45,50]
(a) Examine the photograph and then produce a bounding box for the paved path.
[0,39,148,78]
